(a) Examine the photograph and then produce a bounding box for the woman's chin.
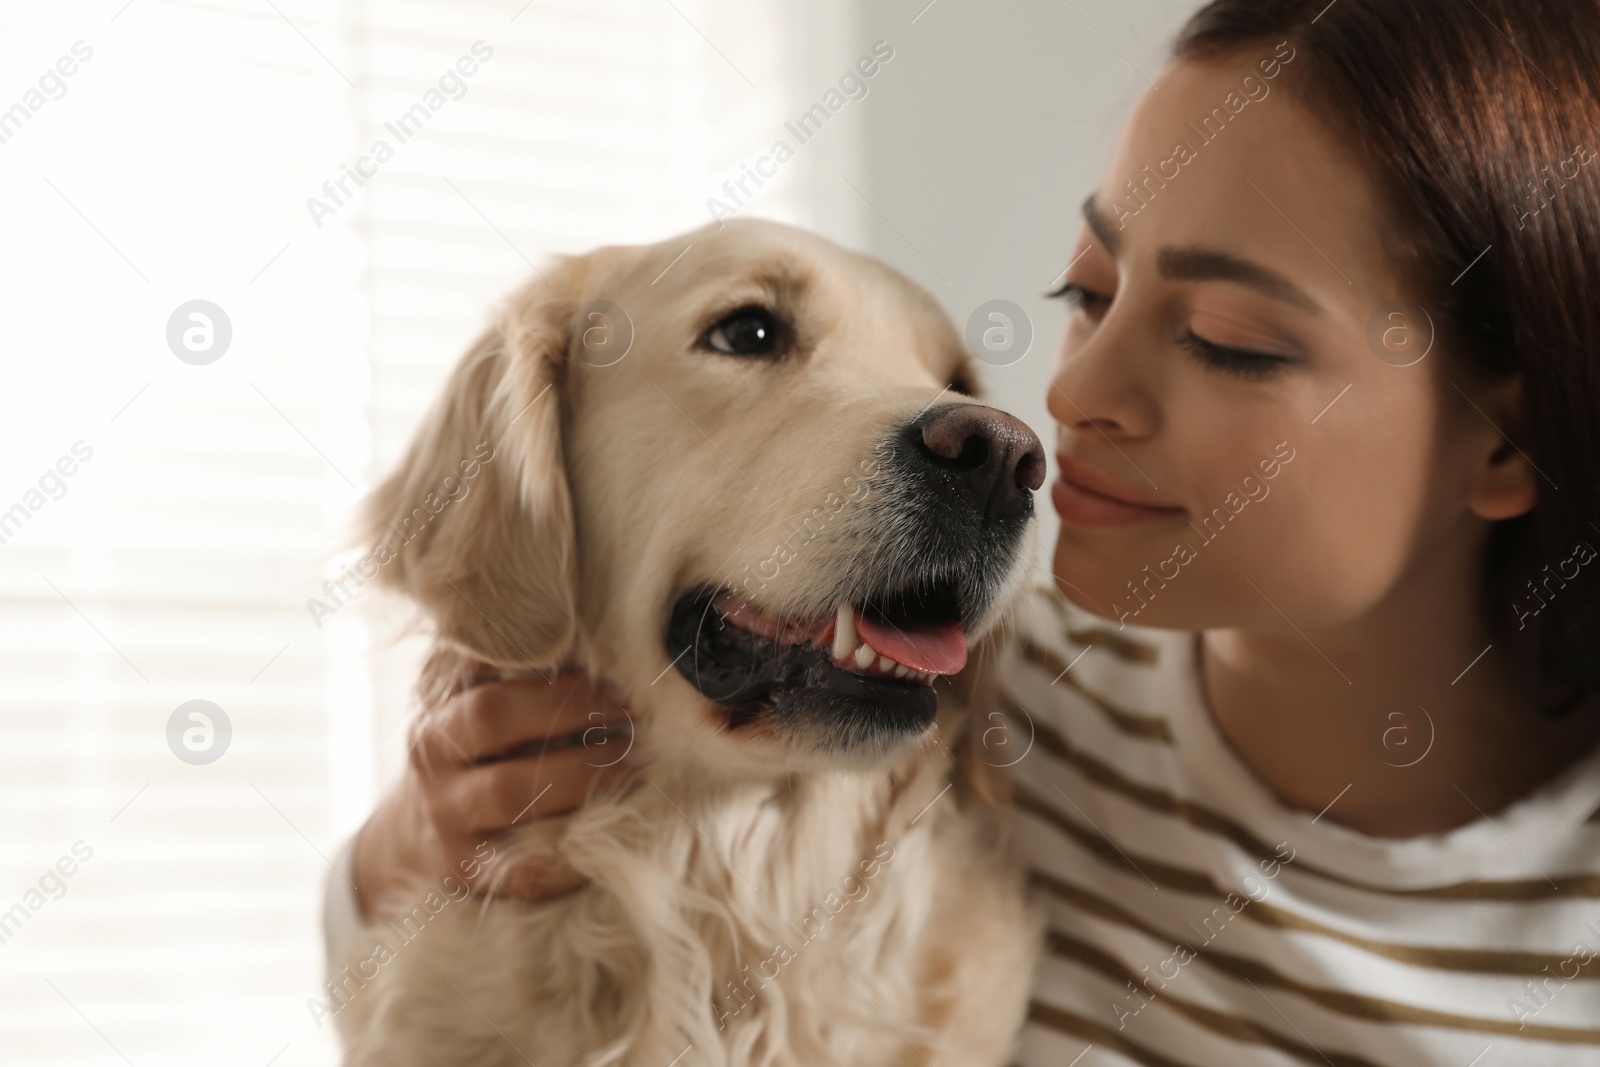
[1049,539,1198,632]
[1049,542,1125,620]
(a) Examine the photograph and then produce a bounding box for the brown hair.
[1174,0,1600,714]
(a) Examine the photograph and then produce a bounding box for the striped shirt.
[1001,583,1600,1067]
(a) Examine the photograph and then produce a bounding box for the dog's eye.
[701,307,784,356]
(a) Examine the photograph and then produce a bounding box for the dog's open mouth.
[720,588,967,682]
[664,579,972,742]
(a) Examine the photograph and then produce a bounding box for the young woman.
[330,1,1600,1062]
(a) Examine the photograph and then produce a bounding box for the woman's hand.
[350,669,637,923]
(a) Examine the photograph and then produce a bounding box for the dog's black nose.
[904,404,1045,523]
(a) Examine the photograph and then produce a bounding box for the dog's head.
[364,219,1042,777]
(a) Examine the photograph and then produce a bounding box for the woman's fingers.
[350,666,638,914]
[409,670,631,772]
[430,744,639,836]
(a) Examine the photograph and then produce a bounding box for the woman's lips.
[1052,454,1187,527]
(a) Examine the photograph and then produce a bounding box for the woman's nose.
[1045,316,1162,441]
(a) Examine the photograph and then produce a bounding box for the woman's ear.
[360,263,584,671]
[1461,375,1539,522]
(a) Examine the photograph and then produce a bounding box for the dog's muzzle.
[664,402,1045,753]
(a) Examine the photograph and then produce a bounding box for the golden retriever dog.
[334,219,1045,1066]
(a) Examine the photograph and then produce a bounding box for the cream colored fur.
[334,220,1042,1066]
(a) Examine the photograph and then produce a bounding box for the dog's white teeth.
[832,603,856,663]
[829,608,921,678]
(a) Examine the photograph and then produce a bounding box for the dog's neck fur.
[535,728,959,1065]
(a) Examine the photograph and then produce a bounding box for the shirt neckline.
[1156,627,1600,886]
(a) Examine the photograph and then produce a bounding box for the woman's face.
[1048,53,1528,633]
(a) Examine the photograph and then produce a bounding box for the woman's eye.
[702,307,785,356]
[1046,281,1111,315]
[1180,330,1292,380]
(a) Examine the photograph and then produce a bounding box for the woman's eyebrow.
[1158,247,1323,313]
[1080,194,1323,315]
[1081,195,1121,257]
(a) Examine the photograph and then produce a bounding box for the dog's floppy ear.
[360,264,585,671]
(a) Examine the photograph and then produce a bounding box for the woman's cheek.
[1233,457,1419,627]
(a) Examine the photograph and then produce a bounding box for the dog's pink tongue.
[854,611,967,675]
